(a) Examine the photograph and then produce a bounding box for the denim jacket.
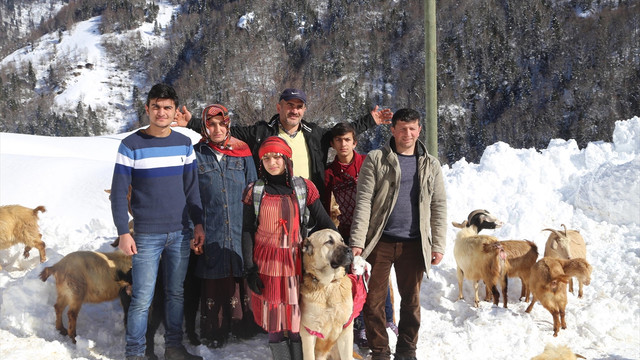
[193,142,257,279]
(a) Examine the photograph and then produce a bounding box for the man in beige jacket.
[349,108,447,360]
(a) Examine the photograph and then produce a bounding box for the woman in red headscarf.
[241,136,336,360]
[192,104,258,348]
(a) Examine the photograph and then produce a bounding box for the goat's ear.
[452,221,466,229]
[302,239,313,255]
[551,239,558,250]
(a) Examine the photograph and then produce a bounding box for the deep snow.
[1,117,639,359]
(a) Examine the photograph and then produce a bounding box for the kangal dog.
[300,229,354,360]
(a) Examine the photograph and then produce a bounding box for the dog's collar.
[307,272,341,284]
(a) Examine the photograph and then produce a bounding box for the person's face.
[390,120,421,152]
[205,115,228,143]
[262,153,286,176]
[330,133,357,159]
[145,98,177,129]
[276,99,306,131]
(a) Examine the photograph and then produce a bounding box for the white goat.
[453,209,510,308]
[543,224,588,297]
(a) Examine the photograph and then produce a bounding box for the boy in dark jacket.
[322,122,398,349]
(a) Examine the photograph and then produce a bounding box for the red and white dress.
[242,178,320,333]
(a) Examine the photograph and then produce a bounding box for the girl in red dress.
[241,137,335,360]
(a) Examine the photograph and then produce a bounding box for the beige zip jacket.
[349,138,447,274]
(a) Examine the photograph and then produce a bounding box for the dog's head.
[302,229,353,274]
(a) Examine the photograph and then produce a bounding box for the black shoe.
[355,327,368,348]
[125,356,147,360]
[394,355,417,360]
[186,331,201,346]
[164,345,202,360]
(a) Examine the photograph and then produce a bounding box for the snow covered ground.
[1,117,639,359]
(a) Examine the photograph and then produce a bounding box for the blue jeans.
[125,230,192,357]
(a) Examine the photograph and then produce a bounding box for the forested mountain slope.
[1,0,637,163]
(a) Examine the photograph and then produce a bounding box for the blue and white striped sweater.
[111,130,203,235]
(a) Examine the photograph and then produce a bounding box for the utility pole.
[425,0,438,157]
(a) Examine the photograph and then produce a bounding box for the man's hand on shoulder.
[172,105,192,127]
[371,105,393,125]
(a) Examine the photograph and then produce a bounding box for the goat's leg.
[501,274,509,308]
[560,309,567,329]
[552,311,560,337]
[519,277,526,301]
[35,237,47,263]
[484,282,493,302]
[489,284,500,307]
[23,246,32,259]
[67,303,81,344]
[54,301,68,336]
[473,281,480,307]
[525,296,536,313]
[456,267,465,301]
[568,278,574,295]
[577,280,584,298]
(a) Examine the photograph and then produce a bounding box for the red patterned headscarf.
[258,136,294,183]
[200,104,251,157]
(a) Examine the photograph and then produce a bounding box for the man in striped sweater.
[111,83,205,360]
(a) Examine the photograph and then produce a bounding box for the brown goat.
[453,210,510,308]
[39,250,132,343]
[543,225,588,297]
[486,240,538,303]
[0,204,47,270]
[525,257,574,336]
[555,257,592,291]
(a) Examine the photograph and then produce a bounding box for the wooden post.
[425,0,438,157]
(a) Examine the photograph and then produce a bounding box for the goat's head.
[467,209,503,233]
[544,228,574,259]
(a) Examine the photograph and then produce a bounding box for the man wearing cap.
[174,89,392,198]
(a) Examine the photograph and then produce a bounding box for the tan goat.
[453,209,510,308]
[543,225,588,297]
[531,343,586,360]
[486,240,538,302]
[39,250,132,343]
[0,204,47,270]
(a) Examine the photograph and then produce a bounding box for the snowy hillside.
[0,0,179,133]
